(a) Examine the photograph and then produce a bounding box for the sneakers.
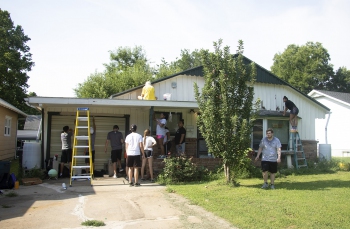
[129,182,134,187]
[141,178,145,181]
[125,176,129,181]
[261,182,269,189]
[270,184,275,190]
[134,183,141,187]
[150,179,155,183]
[113,173,117,178]
[119,168,124,172]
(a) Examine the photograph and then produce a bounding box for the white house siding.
[312,97,350,157]
[253,83,327,140]
[116,74,204,101]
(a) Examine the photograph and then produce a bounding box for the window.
[267,120,289,150]
[252,119,263,150]
[152,112,182,135]
[4,116,12,136]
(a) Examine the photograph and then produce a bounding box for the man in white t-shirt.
[125,124,145,187]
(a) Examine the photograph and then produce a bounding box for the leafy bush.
[157,157,209,184]
[81,220,105,226]
[23,166,46,180]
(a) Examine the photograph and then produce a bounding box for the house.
[25,56,330,171]
[0,98,28,160]
[308,90,350,157]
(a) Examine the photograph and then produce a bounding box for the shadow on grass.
[245,179,350,190]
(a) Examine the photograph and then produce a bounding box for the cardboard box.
[22,178,43,186]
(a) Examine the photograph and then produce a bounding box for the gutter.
[325,112,331,144]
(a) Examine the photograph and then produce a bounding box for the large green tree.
[271,42,334,94]
[75,46,204,98]
[0,9,34,110]
[195,40,259,183]
[326,67,350,93]
[75,46,153,98]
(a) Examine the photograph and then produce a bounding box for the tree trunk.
[224,163,230,183]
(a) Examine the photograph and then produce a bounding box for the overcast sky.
[2,0,349,97]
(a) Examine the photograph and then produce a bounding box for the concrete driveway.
[0,177,235,229]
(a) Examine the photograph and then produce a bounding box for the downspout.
[325,112,331,144]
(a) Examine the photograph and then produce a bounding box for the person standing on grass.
[283,96,299,131]
[125,124,145,187]
[141,129,157,182]
[105,125,124,178]
[255,128,281,189]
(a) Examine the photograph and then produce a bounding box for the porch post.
[149,106,154,133]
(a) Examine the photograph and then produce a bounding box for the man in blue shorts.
[255,128,281,189]
[283,96,299,131]
[105,125,124,178]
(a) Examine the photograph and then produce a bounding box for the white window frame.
[4,116,12,136]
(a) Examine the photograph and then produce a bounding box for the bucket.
[22,142,41,169]
[14,181,19,189]
[163,93,171,101]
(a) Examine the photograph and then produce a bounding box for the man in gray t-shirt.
[105,125,124,178]
[255,128,281,189]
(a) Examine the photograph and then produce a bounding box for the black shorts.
[144,150,153,158]
[85,150,95,163]
[127,155,141,168]
[111,149,122,162]
[261,161,278,173]
[61,149,72,163]
[290,107,299,115]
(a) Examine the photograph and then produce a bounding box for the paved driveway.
[0,177,235,229]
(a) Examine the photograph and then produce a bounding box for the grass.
[5,192,18,197]
[167,171,350,229]
[81,220,105,227]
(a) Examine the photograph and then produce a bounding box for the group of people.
[59,112,187,187]
[60,95,298,189]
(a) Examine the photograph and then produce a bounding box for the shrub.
[157,157,209,184]
[81,220,105,227]
[23,166,46,180]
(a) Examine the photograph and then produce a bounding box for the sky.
[1,0,349,97]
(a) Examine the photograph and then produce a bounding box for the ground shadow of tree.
[245,179,350,190]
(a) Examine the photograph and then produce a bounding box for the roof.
[110,55,330,111]
[310,90,350,105]
[109,66,203,98]
[0,98,28,117]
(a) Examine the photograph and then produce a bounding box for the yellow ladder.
[69,107,93,187]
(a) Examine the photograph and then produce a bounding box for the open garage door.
[48,115,127,170]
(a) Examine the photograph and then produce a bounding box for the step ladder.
[69,107,93,187]
[287,131,307,169]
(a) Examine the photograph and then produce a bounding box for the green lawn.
[167,171,350,229]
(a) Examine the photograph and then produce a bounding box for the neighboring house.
[25,56,330,170]
[0,98,28,160]
[308,90,350,157]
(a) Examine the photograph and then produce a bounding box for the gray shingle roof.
[24,115,42,130]
[316,90,350,105]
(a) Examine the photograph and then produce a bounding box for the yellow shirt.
[141,85,156,100]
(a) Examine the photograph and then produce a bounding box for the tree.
[0,9,34,111]
[75,46,153,98]
[175,49,202,71]
[271,42,334,94]
[325,67,350,93]
[194,40,260,183]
